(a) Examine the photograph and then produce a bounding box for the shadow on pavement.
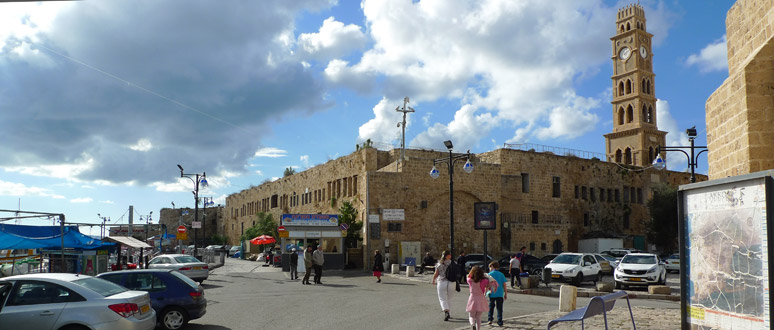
[201,283,223,289]
[185,324,232,330]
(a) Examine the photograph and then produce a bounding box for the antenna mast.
[395,96,415,168]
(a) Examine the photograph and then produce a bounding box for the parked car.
[600,249,636,261]
[228,246,240,257]
[147,254,209,283]
[521,255,550,275]
[98,269,207,330]
[546,253,602,286]
[664,254,680,273]
[598,254,619,269]
[593,254,613,274]
[614,253,667,289]
[0,273,156,330]
[463,254,493,272]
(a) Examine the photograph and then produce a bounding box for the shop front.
[279,214,345,271]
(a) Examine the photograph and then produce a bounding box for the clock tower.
[604,4,666,167]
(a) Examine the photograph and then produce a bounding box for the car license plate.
[673,262,679,264]
[193,266,202,270]
[551,274,560,279]
[141,304,150,313]
[630,278,642,281]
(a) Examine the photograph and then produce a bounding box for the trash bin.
[542,267,552,287]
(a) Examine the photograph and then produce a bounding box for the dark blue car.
[98,269,206,330]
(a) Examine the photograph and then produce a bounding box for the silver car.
[147,254,209,283]
[0,273,155,330]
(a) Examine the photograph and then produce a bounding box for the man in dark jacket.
[456,251,467,284]
[419,252,436,274]
[289,248,299,280]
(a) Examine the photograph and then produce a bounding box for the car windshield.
[170,271,200,289]
[174,255,201,263]
[621,255,657,264]
[668,254,679,259]
[72,277,128,297]
[605,251,628,257]
[551,254,581,265]
[601,255,617,261]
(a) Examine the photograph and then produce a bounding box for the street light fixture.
[177,164,208,257]
[97,213,110,239]
[430,140,474,257]
[652,126,708,183]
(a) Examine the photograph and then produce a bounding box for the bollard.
[559,285,577,312]
[391,264,400,274]
[406,266,415,277]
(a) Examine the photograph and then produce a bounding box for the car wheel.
[660,272,667,285]
[615,281,622,289]
[532,268,542,275]
[573,274,582,286]
[595,272,602,285]
[161,307,189,330]
[59,326,89,330]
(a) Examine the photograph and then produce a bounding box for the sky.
[0,0,735,233]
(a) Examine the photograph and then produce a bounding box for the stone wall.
[706,0,774,179]
[158,206,224,247]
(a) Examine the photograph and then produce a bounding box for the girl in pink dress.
[466,266,495,329]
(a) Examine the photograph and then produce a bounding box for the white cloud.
[255,170,264,176]
[128,139,153,152]
[324,59,375,92]
[0,180,65,199]
[70,197,93,203]
[100,200,115,204]
[300,155,310,168]
[4,157,94,180]
[656,99,690,171]
[253,147,287,158]
[686,35,728,73]
[271,176,281,182]
[352,1,648,149]
[297,17,367,60]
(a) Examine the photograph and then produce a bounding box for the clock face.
[619,47,631,60]
[640,46,648,58]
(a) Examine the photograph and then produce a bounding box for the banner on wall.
[281,214,338,226]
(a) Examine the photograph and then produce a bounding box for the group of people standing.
[430,248,526,329]
[287,245,325,285]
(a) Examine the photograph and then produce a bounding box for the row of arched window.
[619,21,645,33]
[617,77,652,96]
[614,146,657,165]
[616,104,654,125]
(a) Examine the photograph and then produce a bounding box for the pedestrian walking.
[486,261,507,327]
[509,254,521,288]
[466,266,494,330]
[373,250,384,283]
[289,248,299,280]
[302,245,314,285]
[456,251,468,284]
[431,251,454,321]
[312,245,325,284]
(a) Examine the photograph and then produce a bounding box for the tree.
[283,167,296,177]
[338,201,362,248]
[646,183,678,252]
[240,212,278,244]
[209,234,228,245]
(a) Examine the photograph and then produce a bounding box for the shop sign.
[281,214,338,226]
[382,209,404,221]
[305,232,321,238]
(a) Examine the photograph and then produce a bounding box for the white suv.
[614,253,666,289]
[547,253,603,286]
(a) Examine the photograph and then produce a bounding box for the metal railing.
[503,143,605,161]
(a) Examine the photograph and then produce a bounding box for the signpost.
[278,225,288,238]
[474,202,497,264]
[177,225,188,241]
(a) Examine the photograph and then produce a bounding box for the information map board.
[679,172,774,330]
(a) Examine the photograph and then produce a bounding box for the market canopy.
[0,224,114,250]
[103,236,152,249]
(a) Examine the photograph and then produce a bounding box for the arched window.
[618,107,625,125]
[626,22,631,31]
[641,78,646,93]
[618,81,624,96]
[647,106,654,123]
[615,149,622,163]
[646,79,651,94]
[649,147,654,164]
[625,79,632,94]
[625,148,632,165]
[620,25,625,33]
[626,105,634,123]
[642,106,647,123]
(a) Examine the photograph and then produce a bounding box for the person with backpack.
[432,250,456,321]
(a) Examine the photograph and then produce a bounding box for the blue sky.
[0,0,734,231]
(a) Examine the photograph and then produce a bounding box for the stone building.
[223,4,701,269]
[706,0,774,179]
[157,206,224,249]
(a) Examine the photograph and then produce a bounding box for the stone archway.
[425,190,483,255]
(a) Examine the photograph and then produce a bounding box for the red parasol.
[250,235,276,245]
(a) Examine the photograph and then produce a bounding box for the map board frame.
[678,171,774,330]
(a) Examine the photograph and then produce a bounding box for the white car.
[614,253,667,288]
[148,254,209,283]
[664,254,680,273]
[547,253,603,286]
[0,273,156,330]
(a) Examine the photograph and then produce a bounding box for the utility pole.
[395,96,415,169]
[128,205,134,237]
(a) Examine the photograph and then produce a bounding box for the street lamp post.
[429,140,474,257]
[97,214,110,239]
[177,164,208,258]
[201,197,214,247]
[652,126,708,183]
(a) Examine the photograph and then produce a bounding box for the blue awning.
[0,224,114,250]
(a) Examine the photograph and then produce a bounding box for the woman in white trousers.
[432,251,454,321]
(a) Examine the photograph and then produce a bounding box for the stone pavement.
[454,306,679,330]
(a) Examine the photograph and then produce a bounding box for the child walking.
[466,266,496,330]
